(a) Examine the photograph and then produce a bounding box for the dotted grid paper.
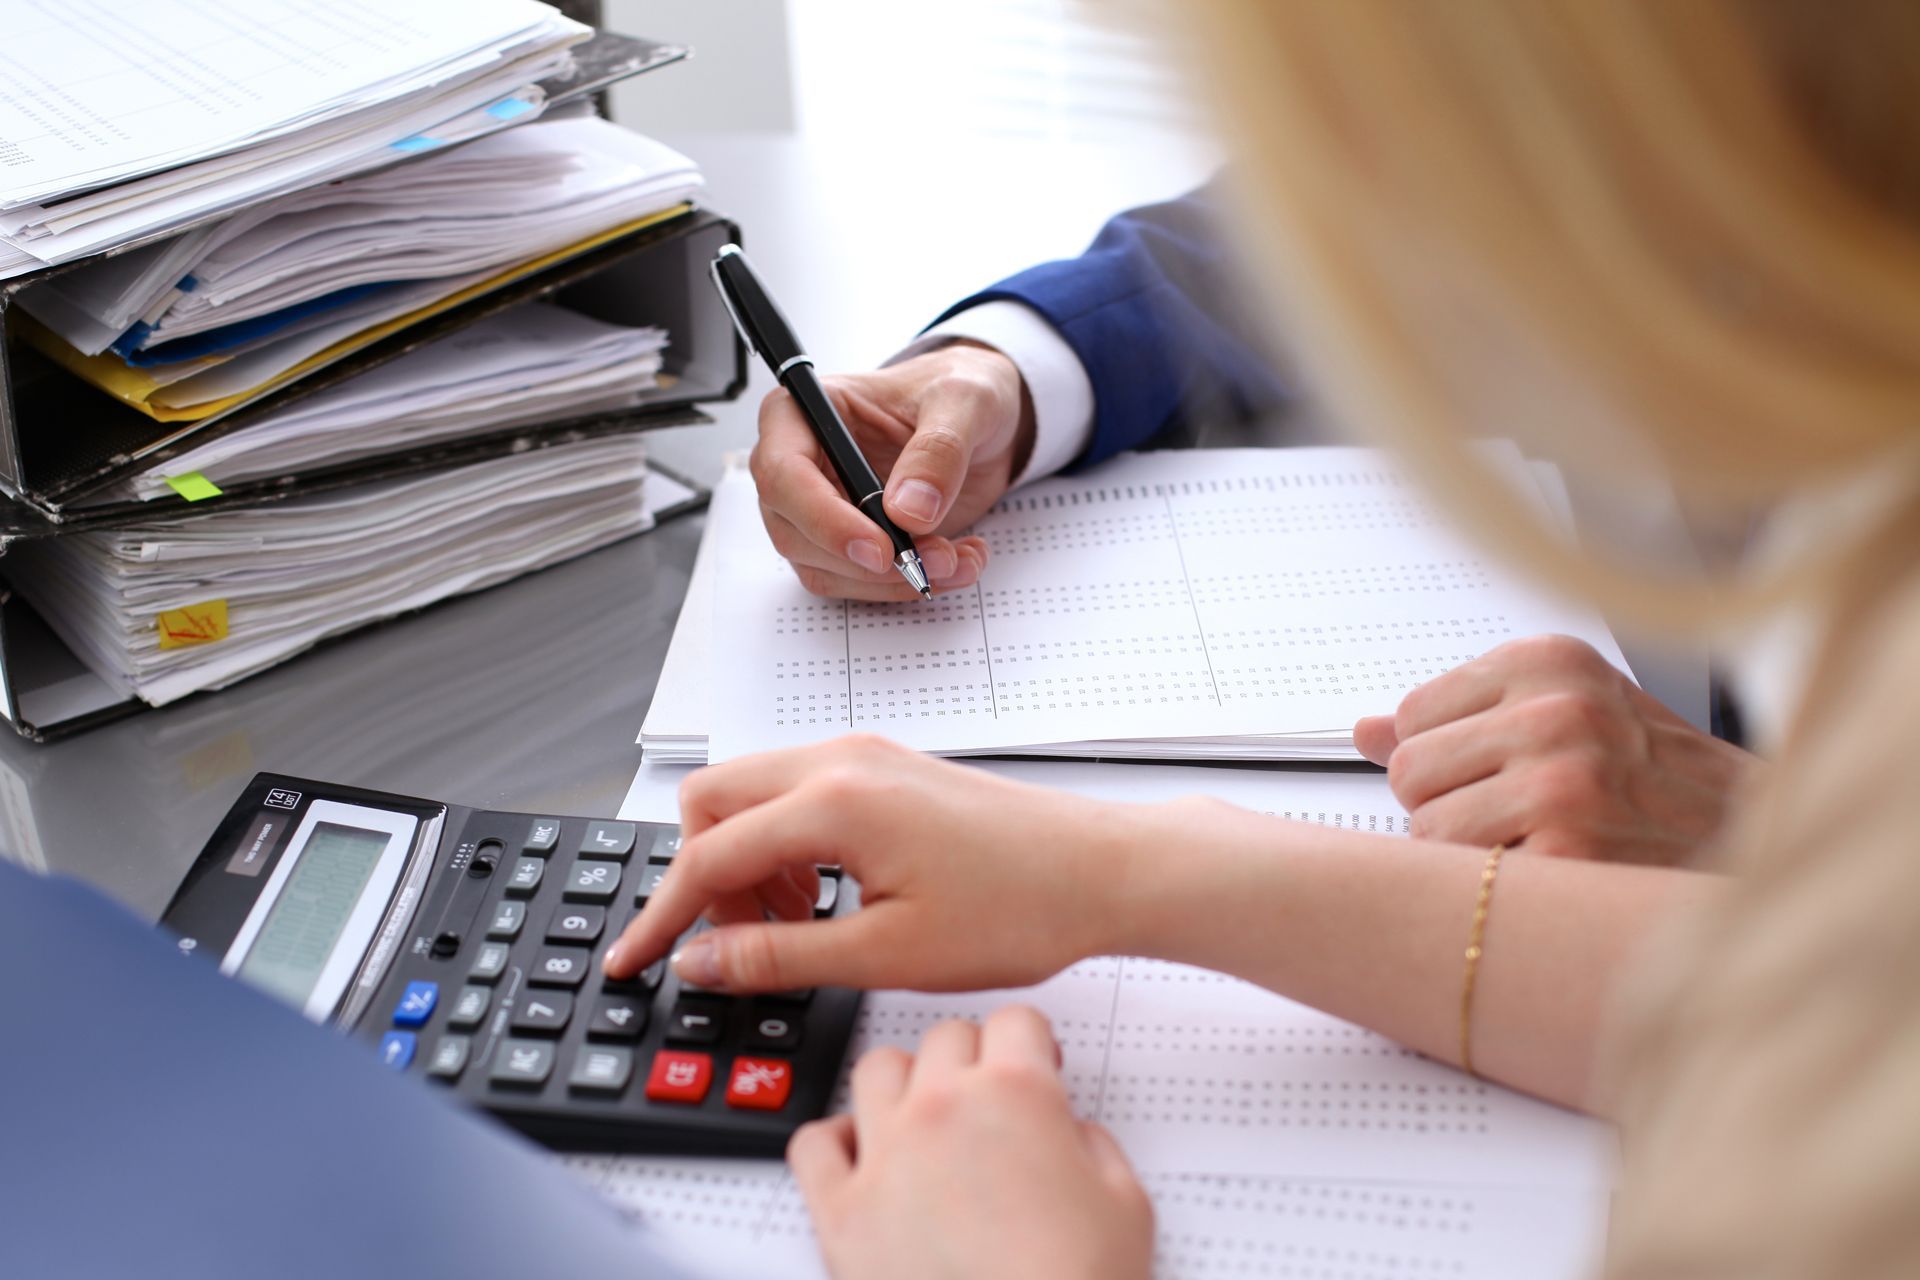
[597,762,1611,1278]
[709,446,1631,763]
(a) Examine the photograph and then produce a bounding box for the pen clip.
[708,252,758,360]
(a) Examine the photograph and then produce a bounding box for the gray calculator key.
[814,875,839,916]
[569,1045,633,1094]
[489,1039,555,1087]
[469,941,511,983]
[579,820,637,860]
[546,904,605,943]
[505,857,544,896]
[510,991,573,1035]
[487,900,526,939]
[426,1035,470,1080]
[447,985,491,1029]
[646,829,683,860]
[528,945,592,988]
[633,861,671,903]
[563,859,620,903]
[745,1012,802,1052]
[589,992,649,1040]
[665,999,725,1045]
[524,819,563,853]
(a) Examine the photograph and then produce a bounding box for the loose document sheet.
[607,758,1613,1278]
[708,446,1630,763]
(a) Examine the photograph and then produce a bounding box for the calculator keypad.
[361,809,860,1156]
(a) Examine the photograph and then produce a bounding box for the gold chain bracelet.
[1459,844,1508,1078]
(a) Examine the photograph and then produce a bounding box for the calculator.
[161,773,862,1156]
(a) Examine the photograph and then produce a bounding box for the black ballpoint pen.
[708,243,933,599]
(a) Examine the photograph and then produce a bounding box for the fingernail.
[892,479,941,523]
[602,941,623,973]
[672,932,722,988]
[923,543,959,579]
[847,539,888,574]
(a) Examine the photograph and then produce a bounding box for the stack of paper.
[105,302,668,502]
[7,436,691,708]
[0,0,590,274]
[17,116,701,421]
[640,445,1632,764]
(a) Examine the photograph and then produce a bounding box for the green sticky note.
[164,472,223,501]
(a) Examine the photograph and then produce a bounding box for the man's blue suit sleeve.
[931,183,1288,469]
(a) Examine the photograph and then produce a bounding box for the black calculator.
[161,773,862,1156]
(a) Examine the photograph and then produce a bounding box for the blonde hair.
[1179,0,1920,634]
[1171,4,1920,1274]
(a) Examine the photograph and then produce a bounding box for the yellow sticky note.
[164,472,223,501]
[157,599,229,650]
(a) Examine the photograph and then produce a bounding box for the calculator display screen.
[234,823,391,1010]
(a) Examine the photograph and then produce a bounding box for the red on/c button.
[725,1056,793,1111]
[644,1050,712,1104]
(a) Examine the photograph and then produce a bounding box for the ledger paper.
[709,446,1629,762]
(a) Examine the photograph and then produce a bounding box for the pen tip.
[920,588,933,600]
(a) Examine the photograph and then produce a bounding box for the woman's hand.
[1353,635,1761,865]
[601,736,1155,993]
[789,1006,1153,1280]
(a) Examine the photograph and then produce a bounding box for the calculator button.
[489,1039,555,1087]
[664,999,725,1045]
[639,958,667,990]
[814,875,840,916]
[528,945,592,988]
[643,1050,712,1104]
[391,980,438,1027]
[547,904,606,943]
[569,1046,634,1094]
[505,857,545,896]
[758,987,815,1006]
[589,992,649,1040]
[646,829,683,860]
[469,941,511,983]
[378,1031,416,1071]
[724,1057,794,1111]
[745,1011,803,1051]
[563,859,621,903]
[426,1035,470,1081]
[511,991,573,1035]
[486,900,526,940]
[448,985,491,1029]
[579,820,637,860]
[633,861,671,903]
[524,819,563,853]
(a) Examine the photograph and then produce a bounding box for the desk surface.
[0,134,1709,914]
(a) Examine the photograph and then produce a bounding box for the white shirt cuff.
[888,300,1095,486]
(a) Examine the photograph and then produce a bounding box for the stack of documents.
[640,446,1632,764]
[18,116,700,422]
[8,437,692,708]
[109,302,668,501]
[0,0,589,273]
